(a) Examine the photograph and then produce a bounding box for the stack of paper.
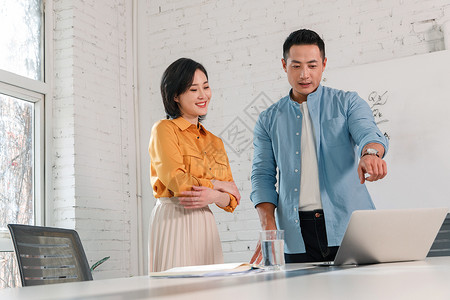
[149,263,262,278]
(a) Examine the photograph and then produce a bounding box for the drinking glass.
[259,230,285,270]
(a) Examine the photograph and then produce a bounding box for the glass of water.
[260,230,285,270]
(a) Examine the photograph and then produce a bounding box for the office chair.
[7,224,93,286]
[428,213,450,257]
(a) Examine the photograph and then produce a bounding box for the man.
[250,29,388,263]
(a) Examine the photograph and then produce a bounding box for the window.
[0,0,43,80]
[0,91,43,230]
[0,0,47,288]
[0,94,34,227]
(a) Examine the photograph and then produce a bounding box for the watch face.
[367,148,378,155]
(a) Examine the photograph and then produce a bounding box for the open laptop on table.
[319,207,448,266]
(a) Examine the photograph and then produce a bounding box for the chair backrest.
[7,224,93,286]
[428,213,450,257]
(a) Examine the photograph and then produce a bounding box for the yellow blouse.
[149,117,237,212]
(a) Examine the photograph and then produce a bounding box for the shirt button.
[294,188,298,192]
[197,136,199,139]
[296,132,299,136]
[294,169,298,173]
[297,115,300,118]
[293,207,297,211]
[295,151,299,155]
[295,220,298,223]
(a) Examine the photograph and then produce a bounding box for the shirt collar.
[171,117,207,135]
[308,84,323,100]
[198,122,207,135]
[288,84,324,108]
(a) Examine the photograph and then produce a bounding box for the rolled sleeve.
[211,147,239,213]
[217,193,237,213]
[347,93,389,157]
[250,114,279,207]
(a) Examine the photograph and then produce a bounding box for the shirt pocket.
[211,152,229,180]
[322,117,350,147]
[180,145,205,176]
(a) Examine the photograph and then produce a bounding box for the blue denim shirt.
[251,85,389,254]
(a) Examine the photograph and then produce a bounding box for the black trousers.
[285,209,339,263]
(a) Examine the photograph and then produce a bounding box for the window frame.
[0,0,52,250]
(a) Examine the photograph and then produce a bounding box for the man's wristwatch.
[362,148,379,158]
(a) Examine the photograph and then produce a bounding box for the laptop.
[320,207,448,266]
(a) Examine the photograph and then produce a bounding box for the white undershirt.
[299,102,322,211]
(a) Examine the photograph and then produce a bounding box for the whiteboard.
[322,50,450,209]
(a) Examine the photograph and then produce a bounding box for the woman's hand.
[178,186,230,209]
[211,180,241,205]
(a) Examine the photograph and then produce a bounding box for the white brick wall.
[138,0,450,267]
[47,0,450,278]
[52,0,137,279]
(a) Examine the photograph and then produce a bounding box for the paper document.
[149,263,262,278]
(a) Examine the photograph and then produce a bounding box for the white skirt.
[148,197,224,272]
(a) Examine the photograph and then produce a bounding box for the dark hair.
[283,29,325,61]
[160,58,208,121]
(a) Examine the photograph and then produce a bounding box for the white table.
[2,257,450,300]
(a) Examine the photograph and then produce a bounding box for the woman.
[149,58,241,272]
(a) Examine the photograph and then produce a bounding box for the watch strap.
[361,152,380,158]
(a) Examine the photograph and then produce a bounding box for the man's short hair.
[283,29,325,61]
